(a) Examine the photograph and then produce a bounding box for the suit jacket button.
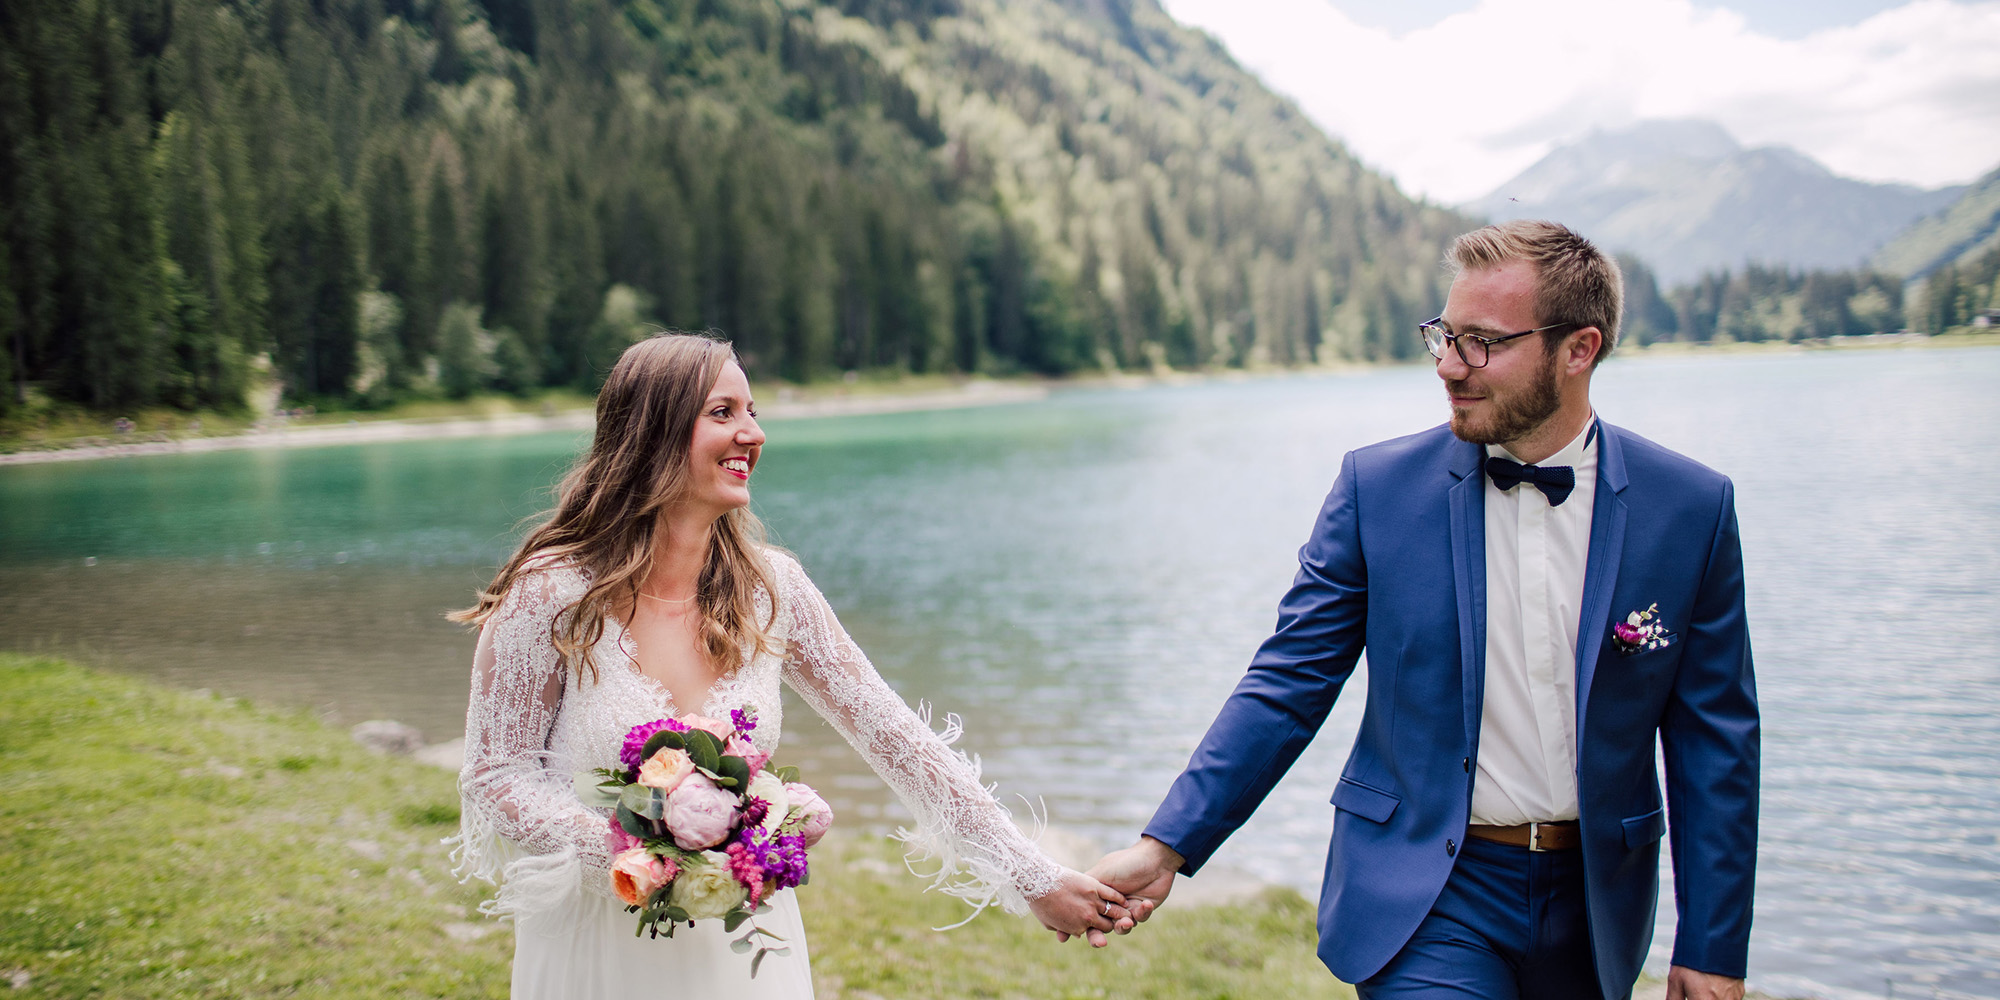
[1446,839,1457,857]
[1462,757,1471,773]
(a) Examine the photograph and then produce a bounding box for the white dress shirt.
[1469,418,1599,827]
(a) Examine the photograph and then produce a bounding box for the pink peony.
[783,782,834,847]
[725,736,770,773]
[677,713,733,741]
[610,847,674,907]
[663,772,739,850]
[637,747,696,795]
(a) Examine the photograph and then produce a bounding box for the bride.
[449,333,1129,998]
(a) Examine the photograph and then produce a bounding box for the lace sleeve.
[449,565,617,925]
[772,553,1066,919]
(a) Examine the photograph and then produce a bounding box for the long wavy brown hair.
[452,333,779,682]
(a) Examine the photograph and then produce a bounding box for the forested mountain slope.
[0,0,1467,411]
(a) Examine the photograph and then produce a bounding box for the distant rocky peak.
[1466,118,1962,284]
[1563,119,1743,165]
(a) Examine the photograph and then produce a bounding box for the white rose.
[669,851,748,920]
[747,771,791,835]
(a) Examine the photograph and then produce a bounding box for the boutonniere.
[1611,603,1674,655]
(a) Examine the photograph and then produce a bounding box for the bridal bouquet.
[577,709,832,973]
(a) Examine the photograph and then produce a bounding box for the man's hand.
[1063,836,1183,940]
[1666,965,1745,1000]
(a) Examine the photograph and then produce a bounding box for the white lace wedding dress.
[450,549,1065,999]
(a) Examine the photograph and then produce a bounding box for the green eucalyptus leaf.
[620,783,664,819]
[615,803,649,839]
[716,756,752,790]
[773,765,800,784]
[683,730,723,773]
[731,937,754,954]
[662,905,690,923]
[641,729,685,760]
[750,949,768,978]
[723,910,750,933]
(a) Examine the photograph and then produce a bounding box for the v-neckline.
[610,618,716,718]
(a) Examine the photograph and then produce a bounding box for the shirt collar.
[1487,413,1599,467]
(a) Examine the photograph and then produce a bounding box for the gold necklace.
[639,590,698,605]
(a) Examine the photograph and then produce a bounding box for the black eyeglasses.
[1419,316,1575,368]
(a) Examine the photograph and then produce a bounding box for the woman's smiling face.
[684,361,764,518]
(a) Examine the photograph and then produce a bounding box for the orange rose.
[637,747,696,794]
[610,847,672,907]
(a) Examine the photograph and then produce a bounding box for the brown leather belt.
[1467,821,1580,852]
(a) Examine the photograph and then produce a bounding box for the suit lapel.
[1447,439,1487,754]
[1575,420,1631,751]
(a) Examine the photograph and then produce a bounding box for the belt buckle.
[1528,821,1549,853]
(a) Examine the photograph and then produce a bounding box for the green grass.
[0,655,511,997]
[0,388,601,454]
[0,655,1353,998]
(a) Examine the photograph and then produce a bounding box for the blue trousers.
[1356,834,1609,1000]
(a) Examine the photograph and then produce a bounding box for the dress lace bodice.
[451,549,1065,927]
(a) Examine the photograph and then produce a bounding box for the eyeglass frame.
[1418,315,1578,368]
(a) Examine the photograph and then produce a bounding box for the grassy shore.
[0,654,1351,999]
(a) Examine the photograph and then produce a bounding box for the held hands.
[1053,836,1184,944]
[1028,869,1134,948]
[1666,966,1745,1000]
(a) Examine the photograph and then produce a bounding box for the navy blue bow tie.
[1486,456,1577,506]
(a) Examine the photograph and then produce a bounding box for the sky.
[1155,0,2000,204]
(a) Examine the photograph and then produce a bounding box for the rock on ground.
[351,720,425,756]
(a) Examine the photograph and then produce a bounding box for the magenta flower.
[620,718,689,773]
[724,840,769,907]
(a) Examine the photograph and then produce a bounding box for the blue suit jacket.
[1143,421,1758,996]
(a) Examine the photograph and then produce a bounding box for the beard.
[1446,348,1563,445]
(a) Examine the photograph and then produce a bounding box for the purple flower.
[740,796,770,830]
[730,708,758,735]
[735,826,810,890]
[619,718,689,773]
[1613,622,1644,645]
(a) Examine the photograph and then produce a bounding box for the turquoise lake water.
[3,347,1996,998]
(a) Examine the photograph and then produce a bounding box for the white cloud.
[1158,0,2000,203]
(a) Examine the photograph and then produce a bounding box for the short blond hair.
[1446,220,1623,365]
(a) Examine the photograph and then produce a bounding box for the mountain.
[0,0,1469,413]
[1870,165,2000,278]
[1463,120,1963,285]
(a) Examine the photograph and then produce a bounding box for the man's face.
[1434,261,1564,447]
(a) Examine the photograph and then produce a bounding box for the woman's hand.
[1030,869,1133,947]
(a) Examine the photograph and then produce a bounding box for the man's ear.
[1564,326,1602,376]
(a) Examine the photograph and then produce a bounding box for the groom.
[1090,221,1758,1000]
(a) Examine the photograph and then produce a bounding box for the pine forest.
[0,0,1472,415]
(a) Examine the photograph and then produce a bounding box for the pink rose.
[663,772,739,850]
[724,736,770,773]
[784,782,834,847]
[637,747,696,794]
[677,713,733,741]
[610,847,674,907]
[605,817,643,856]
